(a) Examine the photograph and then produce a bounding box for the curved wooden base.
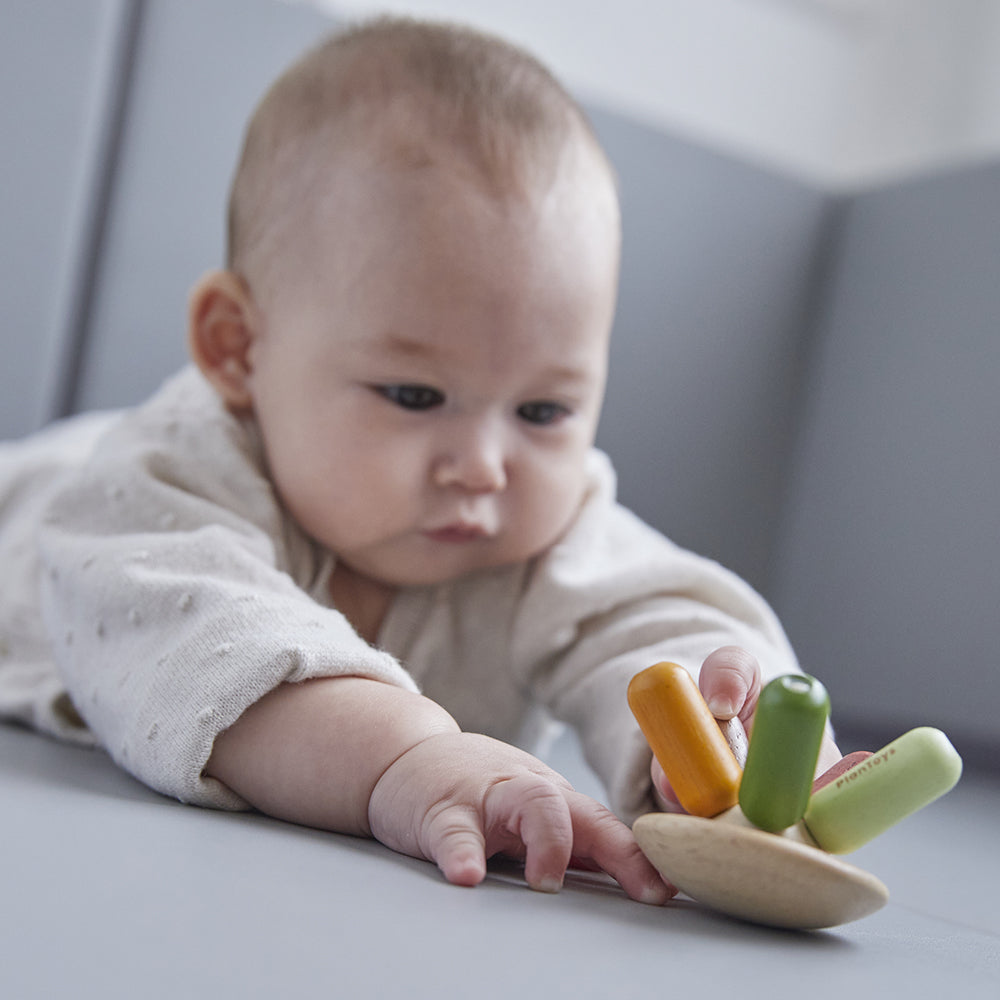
[634,812,889,930]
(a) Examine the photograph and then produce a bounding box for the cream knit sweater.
[0,367,798,822]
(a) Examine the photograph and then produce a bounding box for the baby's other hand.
[368,731,674,904]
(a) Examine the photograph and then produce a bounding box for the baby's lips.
[812,751,873,793]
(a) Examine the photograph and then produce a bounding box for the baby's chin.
[375,559,515,590]
[369,542,551,590]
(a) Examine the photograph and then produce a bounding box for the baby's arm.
[649,646,841,809]
[206,676,673,904]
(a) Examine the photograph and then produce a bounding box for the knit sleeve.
[36,371,416,810]
[510,451,799,824]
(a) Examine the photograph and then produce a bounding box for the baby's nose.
[433,425,508,493]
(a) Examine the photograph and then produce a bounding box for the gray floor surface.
[3,723,997,999]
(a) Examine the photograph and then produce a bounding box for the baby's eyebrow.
[367,332,437,359]
[538,363,592,385]
[353,332,597,388]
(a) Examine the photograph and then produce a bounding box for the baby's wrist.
[366,729,459,849]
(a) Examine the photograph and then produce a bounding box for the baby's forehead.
[234,26,619,297]
[316,114,616,233]
[301,94,606,200]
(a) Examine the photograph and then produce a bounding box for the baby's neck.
[328,563,396,645]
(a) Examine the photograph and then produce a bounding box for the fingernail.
[535,876,563,894]
[640,880,674,906]
[707,695,735,719]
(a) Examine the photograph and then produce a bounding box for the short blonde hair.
[227,16,614,286]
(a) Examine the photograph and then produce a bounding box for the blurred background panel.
[1,0,996,761]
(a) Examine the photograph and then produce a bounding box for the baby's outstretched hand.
[649,645,761,810]
[369,731,674,904]
[648,646,841,809]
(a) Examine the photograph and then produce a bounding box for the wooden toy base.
[634,813,889,930]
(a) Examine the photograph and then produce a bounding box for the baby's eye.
[517,401,571,426]
[375,384,445,410]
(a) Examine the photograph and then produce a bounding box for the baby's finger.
[566,792,676,905]
[699,646,761,723]
[650,755,684,812]
[424,806,489,887]
[484,775,574,893]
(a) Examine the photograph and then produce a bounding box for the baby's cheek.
[526,465,586,542]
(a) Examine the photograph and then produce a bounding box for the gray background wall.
[0,0,113,436]
[590,109,837,592]
[1,0,996,762]
[769,164,1000,751]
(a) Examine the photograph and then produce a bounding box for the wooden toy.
[738,673,829,832]
[802,726,962,854]
[628,663,962,930]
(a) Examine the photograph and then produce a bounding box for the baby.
[0,17,838,902]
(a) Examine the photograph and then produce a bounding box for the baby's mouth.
[423,522,492,544]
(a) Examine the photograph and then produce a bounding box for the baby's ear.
[187,270,259,411]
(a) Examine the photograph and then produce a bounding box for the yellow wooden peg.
[627,661,742,817]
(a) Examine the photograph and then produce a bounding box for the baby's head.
[189,17,622,588]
